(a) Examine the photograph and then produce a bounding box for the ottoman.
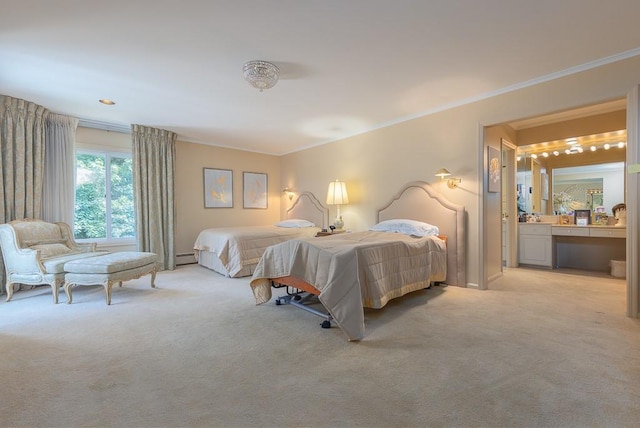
[63,252,159,305]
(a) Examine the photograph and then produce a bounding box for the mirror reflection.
[552,162,624,215]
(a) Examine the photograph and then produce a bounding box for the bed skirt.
[195,250,255,278]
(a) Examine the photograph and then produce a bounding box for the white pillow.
[275,219,316,228]
[369,219,439,237]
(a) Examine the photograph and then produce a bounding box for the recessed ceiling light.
[99,99,115,105]
[618,142,625,148]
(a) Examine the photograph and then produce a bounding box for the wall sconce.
[282,188,294,200]
[435,168,461,189]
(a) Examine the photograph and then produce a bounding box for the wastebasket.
[610,260,626,278]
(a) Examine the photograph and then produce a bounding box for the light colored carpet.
[1,265,639,427]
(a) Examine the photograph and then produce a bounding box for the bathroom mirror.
[551,162,624,215]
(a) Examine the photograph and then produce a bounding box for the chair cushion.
[64,252,158,274]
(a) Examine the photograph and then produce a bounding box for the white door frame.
[626,86,639,318]
[501,139,518,268]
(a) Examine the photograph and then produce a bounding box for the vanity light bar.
[520,141,626,158]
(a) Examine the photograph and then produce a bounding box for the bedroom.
[3,2,640,426]
[4,52,640,309]
[2,2,640,304]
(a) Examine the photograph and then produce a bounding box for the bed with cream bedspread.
[194,225,320,278]
[193,191,328,277]
[250,231,446,341]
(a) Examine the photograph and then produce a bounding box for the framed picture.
[560,214,572,225]
[593,212,608,225]
[243,172,268,209]
[203,168,233,208]
[487,146,500,193]
[574,209,591,225]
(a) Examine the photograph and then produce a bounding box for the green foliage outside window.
[110,156,135,238]
[74,152,135,240]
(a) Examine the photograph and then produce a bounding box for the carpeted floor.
[1,264,639,427]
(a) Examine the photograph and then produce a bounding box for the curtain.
[0,95,48,223]
[132,124,177,270]
[42,113,78,225]
[0,95,48,293]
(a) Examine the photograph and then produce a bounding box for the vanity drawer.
[590,228,626,238]
[552,226,589,237]
[519,224,551,235]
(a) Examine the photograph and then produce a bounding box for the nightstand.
[315,230,346,237]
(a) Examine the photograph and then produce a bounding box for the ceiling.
[3,1,640,155]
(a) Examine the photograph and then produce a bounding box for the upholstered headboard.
[285,192,329,230]
[378,181,466,286]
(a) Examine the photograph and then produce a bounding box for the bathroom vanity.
[518,222,626,272]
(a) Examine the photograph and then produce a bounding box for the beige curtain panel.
[132,124,177,270]
[0,95,48,293]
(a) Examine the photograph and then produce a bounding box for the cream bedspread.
[193,226,319,277]
[250,231,446,341]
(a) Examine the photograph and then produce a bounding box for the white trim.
[626,86,640,318]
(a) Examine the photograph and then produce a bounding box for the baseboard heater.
[176,252,196,266]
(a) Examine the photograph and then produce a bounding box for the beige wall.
[175,141,281,257]
[281,54,640,288]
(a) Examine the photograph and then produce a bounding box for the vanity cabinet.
[518,223,553,268]
[552,225,626,271]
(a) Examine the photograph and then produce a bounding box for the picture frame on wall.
[203,168,233,208]
[243,171,268,209]
[487,146,501,193]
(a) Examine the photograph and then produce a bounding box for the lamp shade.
[326,180,349,205]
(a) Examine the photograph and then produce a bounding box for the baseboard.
[176,252,196,266]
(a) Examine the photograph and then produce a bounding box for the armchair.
[0,219,106,303]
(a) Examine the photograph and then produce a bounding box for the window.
[74,150,135,241]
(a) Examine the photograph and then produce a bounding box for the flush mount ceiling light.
[243,60,279,92]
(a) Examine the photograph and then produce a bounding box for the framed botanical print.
[203,168,233,208]
[243,172,267,209]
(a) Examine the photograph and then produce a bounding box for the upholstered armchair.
[0,219,105,303]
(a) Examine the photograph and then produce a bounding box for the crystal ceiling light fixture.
[243,60,279,92]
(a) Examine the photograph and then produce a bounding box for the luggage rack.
[271,281,333,329]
